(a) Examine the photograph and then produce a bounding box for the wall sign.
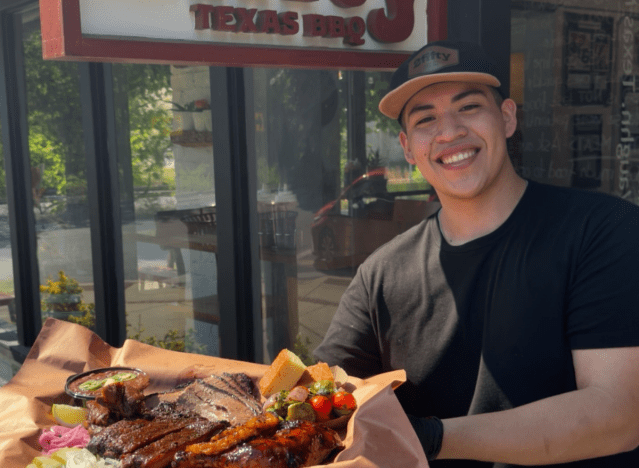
[40,0,437,69]
[562,12,613,106]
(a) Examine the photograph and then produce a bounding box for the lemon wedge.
[51,404,87,428]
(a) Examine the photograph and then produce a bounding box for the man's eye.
[415,116,435,125]
[460,103,480,112]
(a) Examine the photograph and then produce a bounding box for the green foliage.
[24,30,84,200]
[257,157,281,188]
[40,271,95,319]
[128,319,206,354]
[40,270,82,296]
[365,71,401,135]
[6,30,173,211]
[293,334,316,366]
[65,303,96,329]
[115,64,172,193]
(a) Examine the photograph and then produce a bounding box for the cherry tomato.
[309,395,332,420]
[331,391,356,415]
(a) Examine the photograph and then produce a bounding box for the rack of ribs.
[172,419,343,468]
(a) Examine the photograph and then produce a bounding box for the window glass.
[22,17,95,328]
[0,116,14,327]
[113,64,218,355]
[511,0,639,203]
[251,69,438,363]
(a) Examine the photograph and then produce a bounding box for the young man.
[314,41,639,467]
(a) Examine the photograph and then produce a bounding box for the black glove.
[407,414,444,461]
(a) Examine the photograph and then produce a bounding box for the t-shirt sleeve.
[566,200,639,349]
[313,266,383,378]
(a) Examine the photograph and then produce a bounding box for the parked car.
[311,168,439,270]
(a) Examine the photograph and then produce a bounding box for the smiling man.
[314,41,639,467]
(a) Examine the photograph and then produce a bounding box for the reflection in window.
[511,1,639,204]
[0,114,14,327]
[22,21,95,329]
[114,64,218,355]
[251,69,439,364]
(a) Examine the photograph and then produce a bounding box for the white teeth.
[441,150,475,165]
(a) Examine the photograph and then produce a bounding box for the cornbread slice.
[258,349,307,397]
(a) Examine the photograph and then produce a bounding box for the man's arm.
[436,346,639,465]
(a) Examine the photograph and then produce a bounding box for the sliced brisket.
[120,418,228,468]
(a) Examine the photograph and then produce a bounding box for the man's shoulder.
[529,181,639,219]
[358,215,438,272]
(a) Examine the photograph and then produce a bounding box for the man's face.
[399,82,518,203]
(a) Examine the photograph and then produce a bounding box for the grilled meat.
[100,379,147,418]
[87,418,153,458]
[120,419,228,468]
[88,415,202,459]
[184,412,280,457]
[146,374,262,427]
[86,372,342,468]
[172,420,343,468]
[86,399,113,428]
[86,377,150,430]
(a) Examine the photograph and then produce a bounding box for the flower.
[194,99,210,110]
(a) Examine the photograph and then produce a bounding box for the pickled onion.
[39,425,90,456]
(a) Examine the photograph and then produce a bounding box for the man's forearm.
[437,386,639,465]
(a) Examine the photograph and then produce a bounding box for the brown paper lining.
[0,318,428,468]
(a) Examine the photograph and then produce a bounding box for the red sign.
[39,0,446,69]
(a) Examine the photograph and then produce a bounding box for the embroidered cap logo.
[408,46,460,78]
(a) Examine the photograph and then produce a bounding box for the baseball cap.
[378,40,503,120]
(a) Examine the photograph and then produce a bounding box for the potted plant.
[40,270,89,320]
[169,101,199,132]
[193,99,212,132]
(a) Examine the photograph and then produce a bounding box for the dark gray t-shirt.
[314,180,639,467]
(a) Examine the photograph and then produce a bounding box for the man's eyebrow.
[451,88,488,102]
[406,88,489,120]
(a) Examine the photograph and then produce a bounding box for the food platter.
[0,319,424,468]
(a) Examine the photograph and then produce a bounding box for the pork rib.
[184,412,280,457]
[88,415,195,459]
[172,420,343,468]
[120,418,228,468]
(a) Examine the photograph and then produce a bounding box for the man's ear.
[501,98,518,139]
[399,131,415,165]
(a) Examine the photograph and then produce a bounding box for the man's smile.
[438,148,478,166]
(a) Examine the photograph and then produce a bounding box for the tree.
[20,30,172,222]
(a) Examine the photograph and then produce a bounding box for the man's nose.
[434,112,467,142]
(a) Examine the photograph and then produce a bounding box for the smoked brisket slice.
[120,418,228,468]
[174,378,261,426]
[172,420,343,468]
[145,372,261,427]
[200,373,262,414]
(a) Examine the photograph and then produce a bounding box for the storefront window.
[512,0,639,203]
[0,127,14,326]
[22,18,95,327]
[250,69,437,363]
[113,64,218,354]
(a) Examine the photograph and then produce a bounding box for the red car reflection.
[311,168,439,270]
